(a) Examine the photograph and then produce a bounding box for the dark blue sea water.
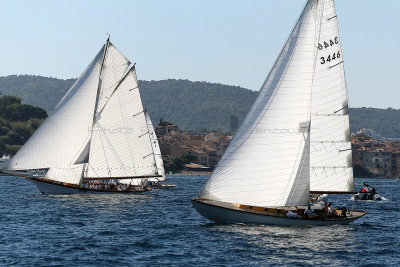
[0,175,399,266]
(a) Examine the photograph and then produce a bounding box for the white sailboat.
[192,0,366,225]
[1,37,163,194]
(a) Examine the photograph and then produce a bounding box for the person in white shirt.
[303,205,317,218]
[327,202,336,215]
[319,199,325,209]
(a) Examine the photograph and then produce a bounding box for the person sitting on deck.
[341,205,347,218]
[303,205,317,218]
[286,210,299,218]
[371,186,376,195]
[327,202,336,215]
[364,184,371,192]
[323,202,329,213]
[318,198,325,209]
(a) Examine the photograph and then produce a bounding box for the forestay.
[310,0,353,192]
[199,0,320,207]
[5,46,105,171]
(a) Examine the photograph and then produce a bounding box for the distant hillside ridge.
[0,95,47,155]
[0,75,75,112]
[1,75,399,136]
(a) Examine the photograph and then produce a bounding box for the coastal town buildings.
[352,133,400,178]
[156,121,399,179]
[156,123,231,170]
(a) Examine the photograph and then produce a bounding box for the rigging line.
[84,38,111,170]
[102,127,126,168]
[115,78,137,175]
[328,15,337,20]
[97,123,125,173]
[93,38,110,121]
[98,126,112,176]
[97,64,137,116]
[99,47,121,103]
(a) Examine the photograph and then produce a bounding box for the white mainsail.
[5,46,105,171]
[310,0,353,193]
[199,0,321,207]
[85,66,158,178]
[145,112,166,181]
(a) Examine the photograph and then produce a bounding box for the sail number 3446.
[320,51,340,65]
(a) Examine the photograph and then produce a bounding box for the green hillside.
[140,79,256,132]
[1,75,399,137]
[0,95,47,155]
[0,75,74,112]
[349,107,400,138]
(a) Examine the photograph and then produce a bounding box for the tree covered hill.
[1,75,400,137]
[0,95,47,155]
[139,79,257,132]
[0,75,75,112]
[349,107,400,138]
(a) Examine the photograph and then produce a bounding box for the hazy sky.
[0,0,399,108]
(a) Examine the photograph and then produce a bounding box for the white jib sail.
[145,112,166,181]
[5,46,105,171]
[310,0,353,192]
[45,164,84,185]
[85,66,158,179]
[199,0,320,207]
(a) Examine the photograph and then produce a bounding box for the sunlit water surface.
[0,176,399,266]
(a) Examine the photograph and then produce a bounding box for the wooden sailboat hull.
[28,178,148,194]
[30,178,83,194]
[192,199,366,226]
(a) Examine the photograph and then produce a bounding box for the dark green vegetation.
[158,118,174,127]
[162,154,196,173]
[0,95,47,155]
[1,75,399,137]
[349,107,400,138]
[139,79,257,133]
[0,75,74,112]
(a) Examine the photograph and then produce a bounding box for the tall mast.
[81,36,110,177]
[92,36,111,124]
